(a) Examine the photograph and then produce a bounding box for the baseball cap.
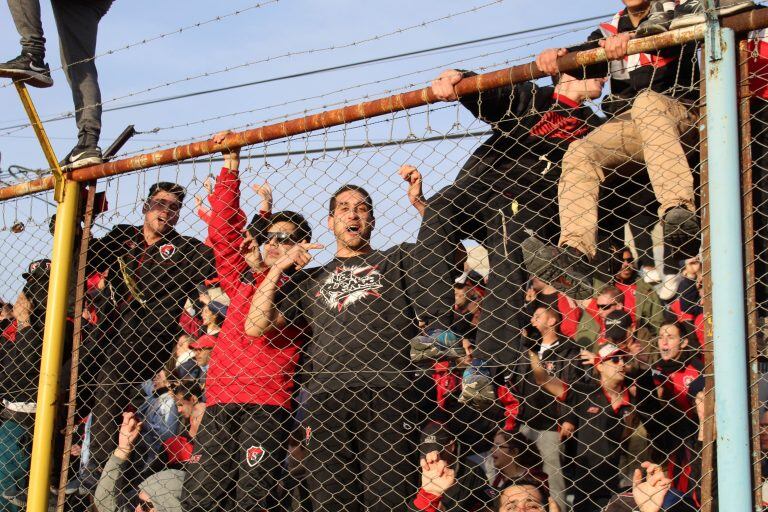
[454,270,485,287]
[22,259,51,281]
[596,343,628,363]
[603,310,632,342]
[163,435,194,465]
[419,422,453,455]
[206,300,228,319]
[190,334,216,350]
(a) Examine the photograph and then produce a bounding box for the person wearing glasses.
[178,130,312,512]
[83,181,216,496]
[245,177,427,510]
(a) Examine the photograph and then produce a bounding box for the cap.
[206,300,228,319]
[22,259,51,280]
[596,343,627,363]
[454,270,485,287]
[603,310,631,342]
[419,422,453,455]
[163,435,194,465]
[190,334,217,350]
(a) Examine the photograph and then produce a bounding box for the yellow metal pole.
[12,81,80,512]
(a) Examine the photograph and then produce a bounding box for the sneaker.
[59,143,103,170]
[2,486,26,507]
[655,273,683,301]
[663,207,699,253]
[410,327,465,364]
[459,362,496,408]
[638,266,663,285]
[521,237,594,300]
[635,1,675,38]
[50,477,80,496]
[669,0,754,30]
[0,52,53,88]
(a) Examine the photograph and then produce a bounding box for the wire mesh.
[3,4,768,512]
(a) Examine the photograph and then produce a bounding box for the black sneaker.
[663,206,699,254]
[2,486,26,507]
[521,237,594,300]
[0,53,53,88]
[59,144,103,170]
[669,0,754,30]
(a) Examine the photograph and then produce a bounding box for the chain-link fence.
[2,5,768,512]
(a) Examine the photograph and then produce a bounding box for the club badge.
[246,445,266,467]
[159,243,176,260]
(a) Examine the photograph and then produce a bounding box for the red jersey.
[205,167,306,408]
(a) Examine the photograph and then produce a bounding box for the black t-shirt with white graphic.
[279,245,417,392]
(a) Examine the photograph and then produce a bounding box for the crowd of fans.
[3,0,768,511]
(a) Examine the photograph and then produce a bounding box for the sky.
[0,0,614,298]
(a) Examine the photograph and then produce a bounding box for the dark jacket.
[567,8,700,116]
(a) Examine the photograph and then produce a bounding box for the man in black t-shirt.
[246,185,424,511]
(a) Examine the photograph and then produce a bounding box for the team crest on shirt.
[683,375,694,389]
[159,243,176,260]
[317,265,383,311]
[246,446,266,467]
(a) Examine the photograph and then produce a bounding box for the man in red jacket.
[181,131,312,512]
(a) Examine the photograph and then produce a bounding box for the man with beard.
[246,184,424,511]
[83,181,215,491]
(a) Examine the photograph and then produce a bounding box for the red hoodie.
[205,167,305,408]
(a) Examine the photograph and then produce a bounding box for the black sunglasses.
[597,302,617,310]
[139,499,155,512]
[264,232,297,245]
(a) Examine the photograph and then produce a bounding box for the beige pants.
[558,90,698,259]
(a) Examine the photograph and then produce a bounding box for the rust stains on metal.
[2,8,768,202]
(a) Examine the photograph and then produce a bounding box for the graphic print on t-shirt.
[317,264,383,311]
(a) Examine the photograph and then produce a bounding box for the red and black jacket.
[567,8,700,116]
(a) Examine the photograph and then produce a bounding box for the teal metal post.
[705,23,753,512]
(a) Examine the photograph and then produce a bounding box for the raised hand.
[274,242,324,272]
[252,181,273,214]
[536,47,568,75]
[431,69,464,101]
[419,451,456,497]
[632,461,672,512]
[115,412,142,460]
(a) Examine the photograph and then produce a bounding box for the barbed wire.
[0,0,505,133]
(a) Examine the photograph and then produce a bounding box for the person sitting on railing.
[526,0,702,301]
[406,67,605,411]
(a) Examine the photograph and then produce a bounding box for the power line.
[0,0,506,132]
[0,12,608,133]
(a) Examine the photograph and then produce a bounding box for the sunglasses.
[139,499,155,512]
[597,302,617,310]
[264,232,297,245]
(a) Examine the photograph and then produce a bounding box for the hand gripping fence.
[1,6,768,512]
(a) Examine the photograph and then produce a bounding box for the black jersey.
[279,245,419,392]
[88,224,216,332]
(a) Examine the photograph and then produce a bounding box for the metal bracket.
[706,0,724,61]
[13,81,67,202]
